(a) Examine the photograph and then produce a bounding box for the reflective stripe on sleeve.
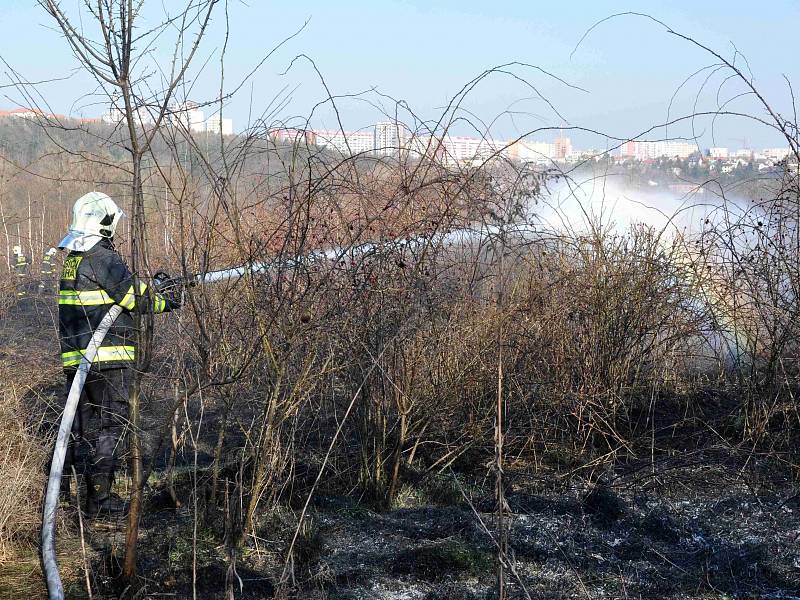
[58,289,114,306]
[119,281,148,310]
[61,345,136,367]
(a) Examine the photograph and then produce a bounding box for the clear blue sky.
[1,0,797,149]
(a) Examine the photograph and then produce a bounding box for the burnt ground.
[2,298,800,599]
[54,468,800,599]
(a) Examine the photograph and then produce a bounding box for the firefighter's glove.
[153,271,175,292]
[153,271,186,308]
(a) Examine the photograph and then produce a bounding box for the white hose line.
[37,224,527,596]
[41,305,123,600]
[194,223,538,285]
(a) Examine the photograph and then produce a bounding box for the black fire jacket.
[58,238,177,370]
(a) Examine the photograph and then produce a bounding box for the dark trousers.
[15,275,28,297]
[38,278,55,295]
[65,368,130,477]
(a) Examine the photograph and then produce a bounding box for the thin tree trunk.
[40,203,45,257]
[124,154,149,582]
[210,396,231,506]
[495,351,506,600]
[242,385,279,544]
[166,392,184,509]
[123,373,144,580]
[27,192,33,263]
[387,396,407,503]
[495,243,507,600]
[0,198,10,271]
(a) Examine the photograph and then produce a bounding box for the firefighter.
[12,245,30,297]
[39,247,57,294]
[58,191,183,516]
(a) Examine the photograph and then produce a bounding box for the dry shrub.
[0,275,14,321]
[691,169,800,449]
[505,226,704,455]
[0,357,48,561]
[382,224,707,474]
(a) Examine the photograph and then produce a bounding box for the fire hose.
[37,246,402,597]
[41,305,123,600]
[39,262,273,598]
[40,224,524,598]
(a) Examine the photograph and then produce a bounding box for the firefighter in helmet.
[58,191,184,516]
[39,247,57,294]
[12,245,30,297]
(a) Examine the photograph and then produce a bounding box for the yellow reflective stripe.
[58,289,114,306]
[119,281,148,310]
[119,285,136,309]
[61,345,136,367]
[154,295,166,313]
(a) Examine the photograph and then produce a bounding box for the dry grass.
[0,295,60,567]
[0,356,49,562]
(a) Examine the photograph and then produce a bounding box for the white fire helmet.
[46,247,57,257]
[58,192,124,252]
[12,245,21,255]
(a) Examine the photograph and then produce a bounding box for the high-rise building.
[508,140,556,163]
[101,105,124,124]
[661,141,697,158]
[374,121,410,156]
[315,129,375,156]
[408,135,442,162]
[100,105,154,127]
[205,112,234,135]
[618,140,695,160]
[763,147,791,161]
[271,128,316,145]
[405,134,508,166]
[170,101,206,133]
[619,141,637,158]
[554,135,572,159]
[438,136,506,166]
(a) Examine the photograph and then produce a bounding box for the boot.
[85,474,128,517]
[59,476,74,506]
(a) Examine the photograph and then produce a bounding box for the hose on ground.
[41,305,123,600]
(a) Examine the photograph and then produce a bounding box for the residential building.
[101,107,124,124]
[100,106,154,127]
[5,107,39,119]
[205,113,234,135]
[446,136,508,165]
[271,128,316,145]
[508,140,555,163]
[618,140,696,160]
[709,147,729,159]
[374,121,410,156]
[170,101,206,133]
[408,135,442,162]
[763,147,791,161]
[554,135,572,159]
[315,129,375,156]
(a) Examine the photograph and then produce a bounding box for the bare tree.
[38,0,221,582]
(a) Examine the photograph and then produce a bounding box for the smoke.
[534,177,751,238]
